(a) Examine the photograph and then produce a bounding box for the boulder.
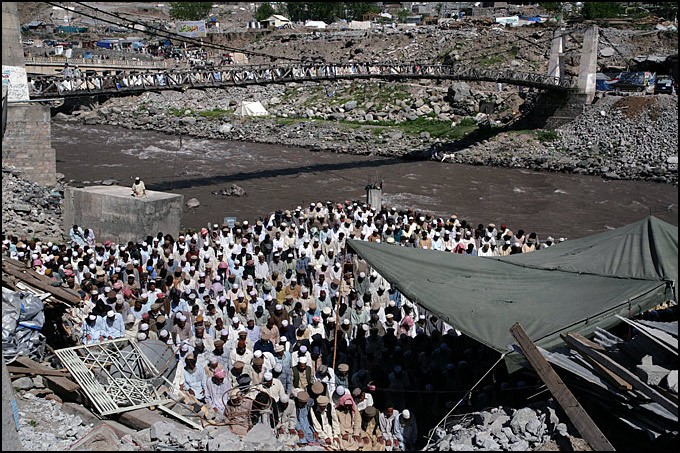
[447,82,471,102]
[72,426,121,451]
[220,123,233,134]
[510,407,537,435]
[186,198,200,209]
[13,376,34,390]
[344,100,357,111]
[206,429,242,451]
[150,421,175,441]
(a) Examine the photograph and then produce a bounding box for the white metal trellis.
[55,338,173,415]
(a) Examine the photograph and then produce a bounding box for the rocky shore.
[62,82,678,185]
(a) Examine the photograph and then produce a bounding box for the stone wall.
[63,186,183,244]
[2,104,57,186]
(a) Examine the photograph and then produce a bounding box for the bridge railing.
[27,62,576,98]
[24,56,173,68]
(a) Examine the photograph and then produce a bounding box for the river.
[52,122,678,239]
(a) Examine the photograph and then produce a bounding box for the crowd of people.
[3,197,560,449]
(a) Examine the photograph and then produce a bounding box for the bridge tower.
[2,2,56,186]
[548,25,599,104]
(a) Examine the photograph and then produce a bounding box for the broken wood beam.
[581,355,633,391]
[7,365,69,377]
[510,323,615,451]
[562,332,678,415]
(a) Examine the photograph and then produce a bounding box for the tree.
[169,2,212,21]
[539,2,563,14]
[397,9,411,23]
[255,3,276,21]
[581,2,621,20]
[343,2,380,21]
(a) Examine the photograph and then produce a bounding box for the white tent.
[235,101,268,117]
[305,20,327,29]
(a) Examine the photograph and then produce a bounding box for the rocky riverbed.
[61,79,677,185]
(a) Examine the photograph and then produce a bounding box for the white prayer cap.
[181,344,189,352]
[280,336,287,342]
[300,345,307,353]
[209,357,218,364]
[254,350,263,358]
[219,296,226,302]
[190,266,195,271]
[88,314,96,321]
[419,314,426,320]
[237,291,244,298]
[281,319,288,327]
[343,319,350,325]
[232,316,240,323]
[160,329,169,337]
[185,288,192,294]
[280,394,289,404]
[215,276,221,281]
[178,314,187,322]
[264,372,273,381]
[336,385,345,396]
[402,409,411,419]
[232,283,239,289]
[137,332,147,341]
[89,263,96,269]
[299,357,308,364]
[359,272,366,278]
[141,323,149,331]
[275,304,282,310]
[107,310,115,317]
[199,272,206,277]
[249,290,257,296]
[189,294,196,300]
[221,329,229,336]
[274,363,283,373]
[265,294,273,301]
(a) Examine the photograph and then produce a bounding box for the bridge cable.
[72,1,304,63]
[45,2,302,63]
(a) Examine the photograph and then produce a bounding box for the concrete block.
[636,355,670,386]
[64,186,183,244]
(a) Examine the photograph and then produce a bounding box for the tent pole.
[332,245,348,370]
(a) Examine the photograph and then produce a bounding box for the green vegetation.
[255,3,276,21]
[167,107,193,117]
[169,2,212,21]
[198,108,231,118]
[28,420,39,427]
[536,129,559,142]
[581,2,621,20]
[283,2,380,22]
[477,55,506,66]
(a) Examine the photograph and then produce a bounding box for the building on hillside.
[261,15,292,28]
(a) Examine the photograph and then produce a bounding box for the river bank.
[61,81,678,185]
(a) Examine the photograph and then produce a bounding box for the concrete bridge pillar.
[2,2,56,186]
[547,28,565,80]
[576,25,599,104]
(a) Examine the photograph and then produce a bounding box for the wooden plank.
[562,332,678,415]
[510,323,615,451]
[615,315,677,356]
[44,375,81,393]
[2,259,80,305]
[581,355,633,391]
[7,366,69,377]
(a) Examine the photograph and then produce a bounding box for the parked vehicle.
[654,75,675,94]
[611,72,656,93]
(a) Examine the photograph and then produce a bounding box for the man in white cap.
[260,370,287,403]
[541,236,555,249]
[131,177,146,197]
[100,310,125,341]
[82,314,102,345]
[139,322,158,341]
[291,344,312,367]
[394,408,417,451]
[275,393,298,448]
[173,313,192,342]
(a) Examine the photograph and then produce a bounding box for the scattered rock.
[186,198,200,208]
[72,426,121,451]
[636,355,670,386]
[13,376,35,390]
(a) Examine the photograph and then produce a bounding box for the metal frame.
[28,61,576,99]
[55,338,173,415]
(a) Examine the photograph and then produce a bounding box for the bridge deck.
[28,63,576,99]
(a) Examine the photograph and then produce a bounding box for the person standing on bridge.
[132,176,147,197]
[62,62,72,79]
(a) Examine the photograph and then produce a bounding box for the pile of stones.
[2,165,66,243]
[425,401,589,452]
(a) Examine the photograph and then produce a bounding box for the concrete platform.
[64,186,183,244]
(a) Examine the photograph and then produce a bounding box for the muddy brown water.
[52,123,678,239]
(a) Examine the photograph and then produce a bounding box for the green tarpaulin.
[348,216,677,372]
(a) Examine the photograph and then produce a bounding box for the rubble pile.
[15,387,94,450]
[552,94,678,183]
[2,165,66,242]
[425,402,589,452]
